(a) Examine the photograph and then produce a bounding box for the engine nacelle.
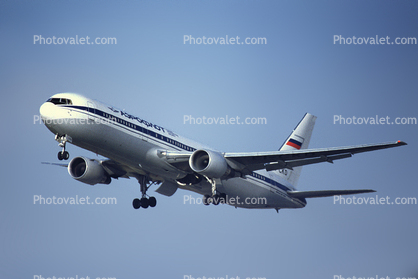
[189,149,229,178]
[68,157,111,185]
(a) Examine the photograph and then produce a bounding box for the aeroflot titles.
[107,106,178,137]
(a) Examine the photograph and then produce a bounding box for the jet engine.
[68,157,111,185]
[189,149,230,178]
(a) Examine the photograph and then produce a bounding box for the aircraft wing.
[223,141,406,174]
[42,159,133,179]
[287,189,376,199]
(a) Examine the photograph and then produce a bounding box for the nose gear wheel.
[55,134,72,160]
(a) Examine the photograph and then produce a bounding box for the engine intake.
[189,149,230,178]
[68,157,111,185]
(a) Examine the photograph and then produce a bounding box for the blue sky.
[1,0,418,278]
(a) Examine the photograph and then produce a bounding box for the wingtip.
[397,140,407,146]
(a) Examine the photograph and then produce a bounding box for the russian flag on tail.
[286,138,302,150]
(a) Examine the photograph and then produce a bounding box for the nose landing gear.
[55,134,72,160]
[58,151,69,160]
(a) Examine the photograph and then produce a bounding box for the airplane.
[39,93,407,211]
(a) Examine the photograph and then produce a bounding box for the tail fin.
[277,113,317,187]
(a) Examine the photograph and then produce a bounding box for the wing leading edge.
[287,189,376,199]
[224,140,407,174]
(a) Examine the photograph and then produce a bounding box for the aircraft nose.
[39,102,55,122]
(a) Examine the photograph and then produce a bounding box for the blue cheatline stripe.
[249,172,306,206]
[249,172,291,192]
[66,105,197,152]
[63,105,296,194]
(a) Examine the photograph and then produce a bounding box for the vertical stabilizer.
[277,113,317,187]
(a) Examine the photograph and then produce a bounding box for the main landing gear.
[55,134,71,160]
[203,193,227,206]
[132,175,158,209]
[202,176,226,206]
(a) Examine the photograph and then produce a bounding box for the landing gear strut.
[202,176,226,206]
[55,134,71,160]
[132,175,158,209]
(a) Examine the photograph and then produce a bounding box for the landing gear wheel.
[212,194,220,205]
[140,197,149,209]
[149,197,157,207]
[219,193,227,204]
[203,195,211,206]
[133,175,159,210]
[63,151,69,160]
[55,134,71,161]
[58,151,70,160]
[133,198,141,209]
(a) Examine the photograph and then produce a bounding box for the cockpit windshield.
[47,98,73,105]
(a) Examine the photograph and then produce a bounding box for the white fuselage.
[40,93,306,210]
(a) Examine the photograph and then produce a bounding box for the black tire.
[63,151,69,160]
[132,198,141,209]
[219,193,227,204]
[57,152,63,160]
[212,195,220,205]
[203,195,211,205]
[141,197,149,209]
[149,197,157,207]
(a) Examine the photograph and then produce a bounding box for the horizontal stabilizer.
[287,189,376,199]
[41,162,68,167]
